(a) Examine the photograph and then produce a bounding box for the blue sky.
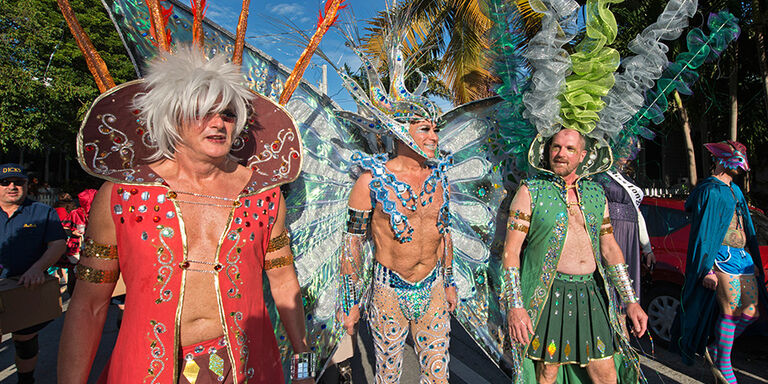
[207,0,388,110]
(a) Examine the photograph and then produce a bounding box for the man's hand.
[343,305,361,335]
[507,308,534,345]
[702,273,718,290]
[445,285,458,312]
[644,252,656,268]
[18,267,47,288]
[625,302,648,338]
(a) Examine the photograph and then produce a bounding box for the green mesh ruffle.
[558,0,623,135]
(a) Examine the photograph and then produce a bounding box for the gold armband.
[266,231,291,253]
[82,238,118,260]
[600,226,614,236]
[508,221,529,234]
[602,217,611,225]
[510,209,531,222]
[264,254,294,270]
[75,265,119,283]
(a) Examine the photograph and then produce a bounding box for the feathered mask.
[705,140,750,172]
[336,42,441,158]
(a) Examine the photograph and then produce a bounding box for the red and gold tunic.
[100,179,283,383]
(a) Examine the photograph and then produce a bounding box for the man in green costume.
[502,128,648,383]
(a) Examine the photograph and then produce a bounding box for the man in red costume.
[58,47,314,384]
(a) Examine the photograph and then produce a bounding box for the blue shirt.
[0,198,66,276]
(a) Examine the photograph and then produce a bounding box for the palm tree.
[360,0,540,105]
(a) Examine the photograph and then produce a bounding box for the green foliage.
[0,0,136,155]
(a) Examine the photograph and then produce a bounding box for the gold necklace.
[166,190,241,207]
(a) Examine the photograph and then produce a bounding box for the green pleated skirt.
[527,272,616,366]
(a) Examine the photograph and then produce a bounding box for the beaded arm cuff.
[340,274,359,316]
[606,263,638,303]
[503,267,524,309]
[82,238,118,260]
[510,210,532,222]
[264,254,294,270]
[347,208,372,235]
[75,265,119,283]
[266,231,291,253]
[508,221,530,234]
[443,265,457,288]
[600,226,614,235]
[508,209,531,234]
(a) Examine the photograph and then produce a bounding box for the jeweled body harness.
[350,151,451,243]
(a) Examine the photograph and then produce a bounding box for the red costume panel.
[100,177,283,383]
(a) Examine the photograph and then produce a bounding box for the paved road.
[2,296,767,383]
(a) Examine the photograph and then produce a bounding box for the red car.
[639,197,768,342]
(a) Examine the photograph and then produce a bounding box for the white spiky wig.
[133,46,254,161]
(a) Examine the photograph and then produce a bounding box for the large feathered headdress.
[335,39,441,159]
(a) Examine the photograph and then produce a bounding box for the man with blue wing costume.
[335,40,458,383]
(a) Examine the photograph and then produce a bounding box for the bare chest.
[175,202,237,262]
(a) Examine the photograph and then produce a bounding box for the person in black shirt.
[0,163,66,384]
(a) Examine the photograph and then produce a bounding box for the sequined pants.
[368,263,450,384]
[179,336,233,384]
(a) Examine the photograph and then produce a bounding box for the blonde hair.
[133,46,253,161]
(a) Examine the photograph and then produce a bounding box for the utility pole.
[320,64,328,95]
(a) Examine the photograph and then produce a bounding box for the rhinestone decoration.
[547,340,557,358]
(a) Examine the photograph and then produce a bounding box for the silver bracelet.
[290,352,316,381]
[606,263,639,304]
[503,267,524,308]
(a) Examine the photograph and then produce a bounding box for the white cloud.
[268,3,305,17]
[205,3,238,27]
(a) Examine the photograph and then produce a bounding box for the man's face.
[0,177,28,205]
[548,129,587,178]
[179,107,238,160]
[725,166,742,178]
[408,118,439,158]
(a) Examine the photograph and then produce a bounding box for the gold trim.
[600,226,614,236]
[602,217,611,225]
[266,230,290,253]
[529,352,617,368]
[171,191,190,382]
[212,196,240,384]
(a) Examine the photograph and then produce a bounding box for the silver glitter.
[113,205,123,215]
[122,191,131,200]
[157,194,166,204]
[138,205,147,213]
[141,191,150,201]
[166,211,175,219]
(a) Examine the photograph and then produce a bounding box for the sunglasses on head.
[0,178,27,187]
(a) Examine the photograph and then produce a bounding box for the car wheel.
[645,284,681,343]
